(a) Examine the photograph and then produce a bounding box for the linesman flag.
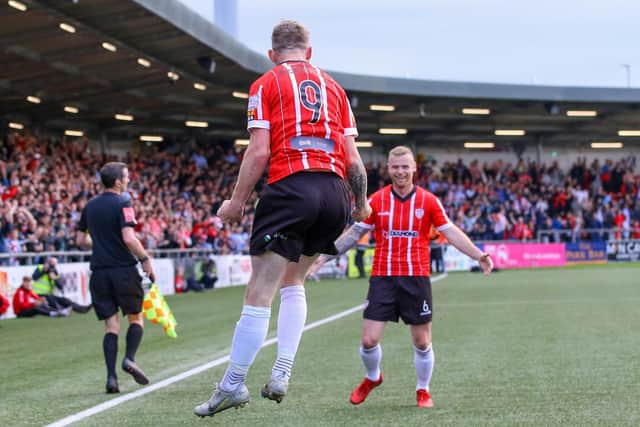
[143,284,178,338]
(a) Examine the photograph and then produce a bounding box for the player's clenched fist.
[217,199,244,224]
[352,203,372,222]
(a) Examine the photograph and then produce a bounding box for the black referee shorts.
[89,265,144,320]
[250,171,351,262]
[363,276,433,325]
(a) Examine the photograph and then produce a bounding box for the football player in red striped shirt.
[313,146,493,408]
[195,20,371,418]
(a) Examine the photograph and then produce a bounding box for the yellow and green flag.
[143,284,178,338]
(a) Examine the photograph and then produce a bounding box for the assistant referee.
[78,162,156,394]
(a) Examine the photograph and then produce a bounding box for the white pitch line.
[47,273,447,427]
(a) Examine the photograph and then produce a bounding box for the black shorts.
[363,276,433,325]
[89,265,144,320]
[250,172,351,262]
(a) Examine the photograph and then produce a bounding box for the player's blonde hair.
[272,20,310,53]
[388,145,414,159]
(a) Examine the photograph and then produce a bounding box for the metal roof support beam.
[33,0,215,89]
[536,136,544,165]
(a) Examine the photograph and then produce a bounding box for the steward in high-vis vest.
[32,257,91,314]
[428,226,447,274]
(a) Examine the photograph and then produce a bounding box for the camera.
[47,261,58,275]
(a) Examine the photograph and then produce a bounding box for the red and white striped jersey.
[247,60,357,184]
[359,185,452,277]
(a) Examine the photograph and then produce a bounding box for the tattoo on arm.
[335,224,369,256]
[320,224,370,265]
[347,163,368,209]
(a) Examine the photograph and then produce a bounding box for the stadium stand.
[3,2,640,425]
[1,128,638,267]
[0,131,255,264]
[0,0,639,278]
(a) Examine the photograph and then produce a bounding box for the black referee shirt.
[79,192,138,270]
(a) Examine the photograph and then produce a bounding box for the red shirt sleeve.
[12,289,22,314]
[425,192,451,230]
[0,293,9,315]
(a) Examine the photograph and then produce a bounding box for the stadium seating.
[0,131,638,264]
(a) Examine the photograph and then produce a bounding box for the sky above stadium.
[179,0,640,88]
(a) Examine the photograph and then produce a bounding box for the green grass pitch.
[2,264,639,426]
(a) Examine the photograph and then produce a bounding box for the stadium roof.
[2,0,640,150]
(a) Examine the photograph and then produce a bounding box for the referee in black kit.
[78,162,156,393]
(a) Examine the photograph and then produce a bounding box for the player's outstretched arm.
[343,135,371,222]
[308,223,370,276]
[441,224,493,275]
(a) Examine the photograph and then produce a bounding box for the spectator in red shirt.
[511,216,532,241]
[12,276,66,317]
[613,209,625,240]
[0,292,9,316]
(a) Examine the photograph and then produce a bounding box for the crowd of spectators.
[1,131,639,264]
[366,154,640,243]
[0,132,254,264]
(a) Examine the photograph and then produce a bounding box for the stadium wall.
[0,259,174,320]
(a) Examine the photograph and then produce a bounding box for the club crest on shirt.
[415,208,424,219]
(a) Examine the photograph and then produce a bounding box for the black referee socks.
[103,332,118,379]
[125,323,143,361]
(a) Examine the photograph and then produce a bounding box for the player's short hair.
[272,20,309,53]
[100,162,127,189]
[388,145,414,159]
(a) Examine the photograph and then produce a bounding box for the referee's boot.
[194,383,250,417]
[106,376,119,394]
[261,371,289,403]
[122,357,149,385]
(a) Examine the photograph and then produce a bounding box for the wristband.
[139,256,149,264]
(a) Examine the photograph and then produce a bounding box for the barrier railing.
[0,228,633,266]
[536,227,636,243]
[0,248,220,265]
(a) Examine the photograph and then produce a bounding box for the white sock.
[360,344,382,381]
[220,305,271,391]
[414,345,434,391]
[272,285,307,380]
